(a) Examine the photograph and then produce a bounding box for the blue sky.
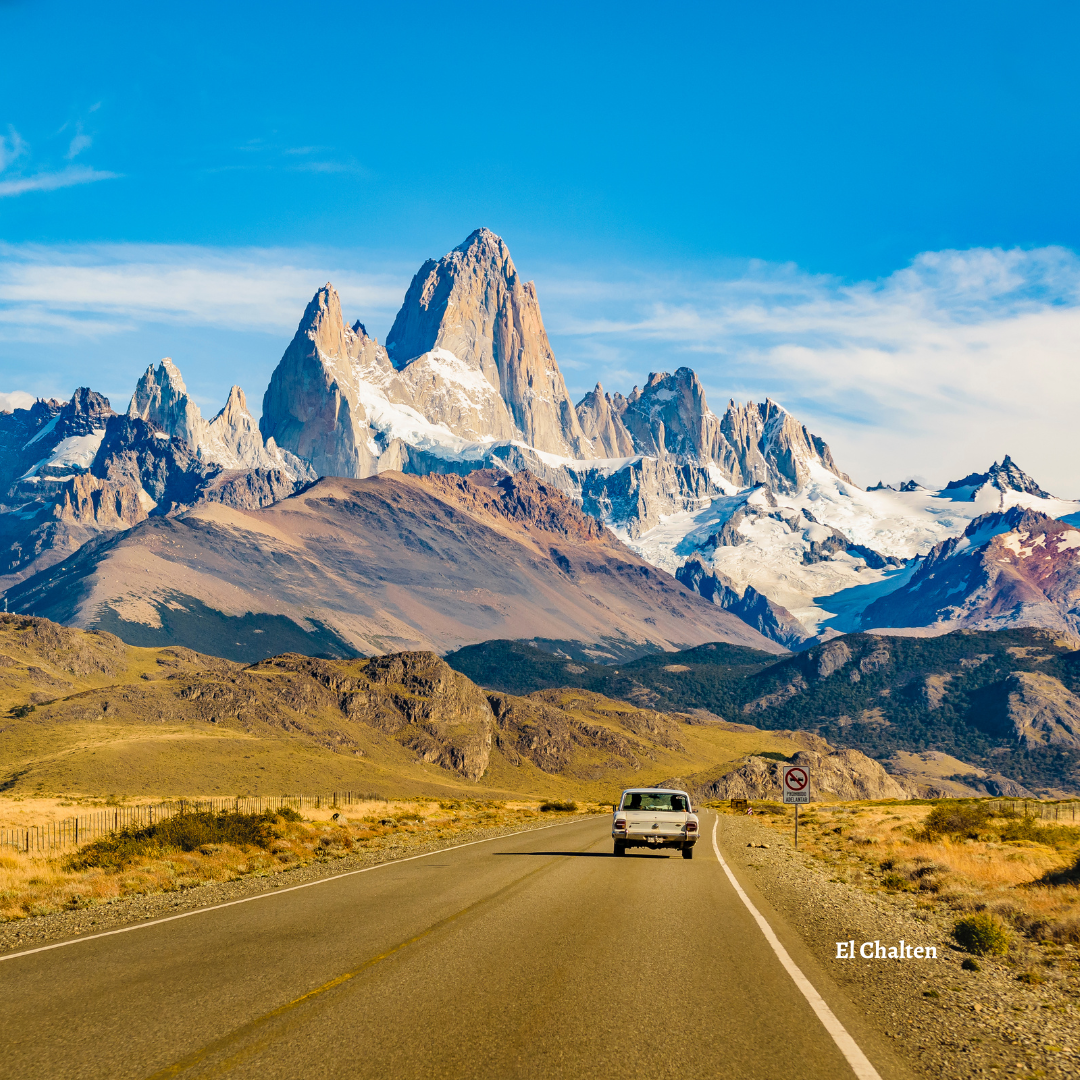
[2,0,1080,490]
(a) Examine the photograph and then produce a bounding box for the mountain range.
[3,227,1079,663]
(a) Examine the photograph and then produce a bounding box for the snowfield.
[616,460,1080,639]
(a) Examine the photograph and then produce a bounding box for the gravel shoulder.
[717,811,1080,1080]
[0,814,584,957]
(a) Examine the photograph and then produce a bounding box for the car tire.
[682,845,694,860]
[614,840,626,857]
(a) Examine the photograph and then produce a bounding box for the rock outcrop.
[131,360,313,481]
[944,455,1052,500]
[260,286,393,479]
[698,748,912,802]
[575,383,635,458]
[128,359,209,449]
[1004,671,1080,749]
[676,558,813,650]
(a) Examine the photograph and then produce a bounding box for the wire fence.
[0,791,382,855]
[997,800,1080,822]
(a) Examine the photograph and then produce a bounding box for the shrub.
[921,801,992,839]
[881,872,910,891]
[953,913,1011,956]
[961,957,980,972]
[67,810,280,871]
[997,816,1080,846]
[539,800,577,813]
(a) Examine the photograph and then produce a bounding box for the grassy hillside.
[0,615,799,802]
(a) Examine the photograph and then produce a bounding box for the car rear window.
[621,792,689,812]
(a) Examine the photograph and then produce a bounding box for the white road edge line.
[711,816,883,1080]
[0,817,585,964]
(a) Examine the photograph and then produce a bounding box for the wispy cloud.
[0,243,410,338]
[0,126,27,172]
[66,130,92,159]
[0,165,118,197]
[538,246,1080,493]
[0,119,117,197]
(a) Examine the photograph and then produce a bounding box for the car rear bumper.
[612,831,697,848]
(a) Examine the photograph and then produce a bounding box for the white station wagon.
[612,787,699,858]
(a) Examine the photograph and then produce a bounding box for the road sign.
[783,765,810,804]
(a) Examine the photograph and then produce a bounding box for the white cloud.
[0,166,119,198]
[0,126,28,173]
[0,243,410,337]
[538,246,1080,494]
[66,132,92,160]
[0,391,36,413]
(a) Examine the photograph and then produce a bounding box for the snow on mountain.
[861,507,1080,636]
[620,459,1080,641]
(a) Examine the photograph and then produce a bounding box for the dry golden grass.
[720,799,1080,947]
[0,799,600,922]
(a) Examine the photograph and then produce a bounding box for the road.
[0,813,907,1080]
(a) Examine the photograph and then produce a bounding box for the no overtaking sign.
[783,765,810,804]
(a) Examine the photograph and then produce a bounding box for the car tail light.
[615,818,626,830]
[685,821,698,832]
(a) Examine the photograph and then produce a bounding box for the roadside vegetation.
[718,798,1080,969]
[0,798,596,922]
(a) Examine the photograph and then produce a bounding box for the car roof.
[620,787,689,796]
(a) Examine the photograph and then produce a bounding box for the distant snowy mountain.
[623,459,1080,644]
[3,226,1078,656]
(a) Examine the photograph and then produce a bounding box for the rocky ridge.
[0,613,786,796]
[130,359,313,481]
[862,507,1080,636]
[0,384,313,592]
[692,746,913,802]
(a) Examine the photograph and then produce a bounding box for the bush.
[921,801,992,840]
[961,957,980,972]
[539,800,577,812]
[997,816,1080,846]
[881,872,910,891]
[953,913,1011,956]
[67,810,281,871]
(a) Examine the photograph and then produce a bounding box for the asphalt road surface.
[0,813,909,1080]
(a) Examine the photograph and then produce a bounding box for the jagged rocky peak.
[125,358,312,481]
[385,228,592,457]
[598,370,849,495]
[128,358,209,448]
[718,398,851,494]
[64,387,113,432]
[944,455,1051,500]
[618,369,728,464]
[261,282,394,480]
[575,383,635,458]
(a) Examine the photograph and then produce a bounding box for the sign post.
[782,764,810,848]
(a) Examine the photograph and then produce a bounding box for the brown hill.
[0,614,798,800]
[6,469,780,662]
